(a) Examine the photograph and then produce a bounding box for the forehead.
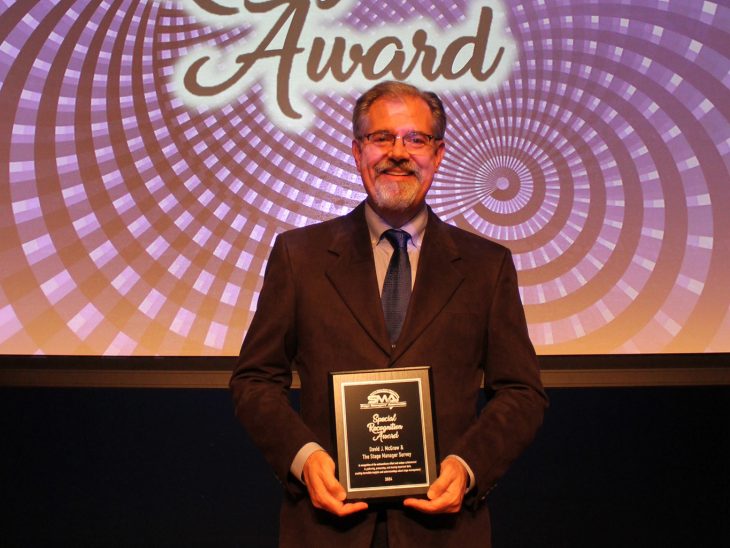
[364,96,434,133]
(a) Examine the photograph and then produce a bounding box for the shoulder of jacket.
[275,209,357,247]
[436,219,511,258]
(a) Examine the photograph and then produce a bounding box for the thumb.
[427,473,449,500]
[323,468,346,500]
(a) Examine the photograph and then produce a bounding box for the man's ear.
[351,139,362,170]
[433,140,446,171]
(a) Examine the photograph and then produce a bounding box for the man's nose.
[388,136,410,159]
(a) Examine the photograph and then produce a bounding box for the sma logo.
[360,388,407,410]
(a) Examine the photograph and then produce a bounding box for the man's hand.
[402,456,468,514]
[302,450,368,516]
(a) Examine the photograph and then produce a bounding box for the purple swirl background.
[1,0,728,356]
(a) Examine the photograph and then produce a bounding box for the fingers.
[403,457,467,514]
[303,450,368,516]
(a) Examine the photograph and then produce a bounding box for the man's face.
[352,96,445,224]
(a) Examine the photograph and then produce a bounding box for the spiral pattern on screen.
[0,0,728,355]
[431,0,730,353]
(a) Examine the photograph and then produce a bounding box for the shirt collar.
[364,202,428,249]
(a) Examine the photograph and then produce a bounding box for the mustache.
[374,158,420,177]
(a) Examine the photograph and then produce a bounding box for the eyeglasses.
[360,131,441,152]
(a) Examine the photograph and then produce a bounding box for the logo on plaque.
[360,388,407,410]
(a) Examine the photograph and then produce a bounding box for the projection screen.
[1,0,728,386]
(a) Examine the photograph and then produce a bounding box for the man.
[230,81,547,547]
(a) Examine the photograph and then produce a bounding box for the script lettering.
[367,413,403,442]
[175,0,515,130]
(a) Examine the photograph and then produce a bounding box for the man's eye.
[371,133,393,144]
[406,134,429,146]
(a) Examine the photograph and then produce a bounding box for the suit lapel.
[325,205,465,362]
[326,204,392,356]
[390,209,464,363]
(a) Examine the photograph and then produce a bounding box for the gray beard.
[372,177,420,212]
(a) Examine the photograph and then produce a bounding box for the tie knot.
[382,229,410,251]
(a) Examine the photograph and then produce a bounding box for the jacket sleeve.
[450,249,548,506]
[229,234,319,497]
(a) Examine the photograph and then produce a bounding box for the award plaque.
[329,366,438,501]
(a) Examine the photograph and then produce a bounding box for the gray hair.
[352,81,447,139]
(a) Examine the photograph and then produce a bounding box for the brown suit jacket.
[230,203,547,547]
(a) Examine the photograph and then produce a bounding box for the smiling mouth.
[377,165,416,176]
[381,169,412,176]
[375,159,419,180]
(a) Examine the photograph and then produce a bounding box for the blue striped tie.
[381,229,412,345]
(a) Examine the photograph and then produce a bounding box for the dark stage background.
[3,385,728,547]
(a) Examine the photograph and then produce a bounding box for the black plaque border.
[329,366,438,501]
